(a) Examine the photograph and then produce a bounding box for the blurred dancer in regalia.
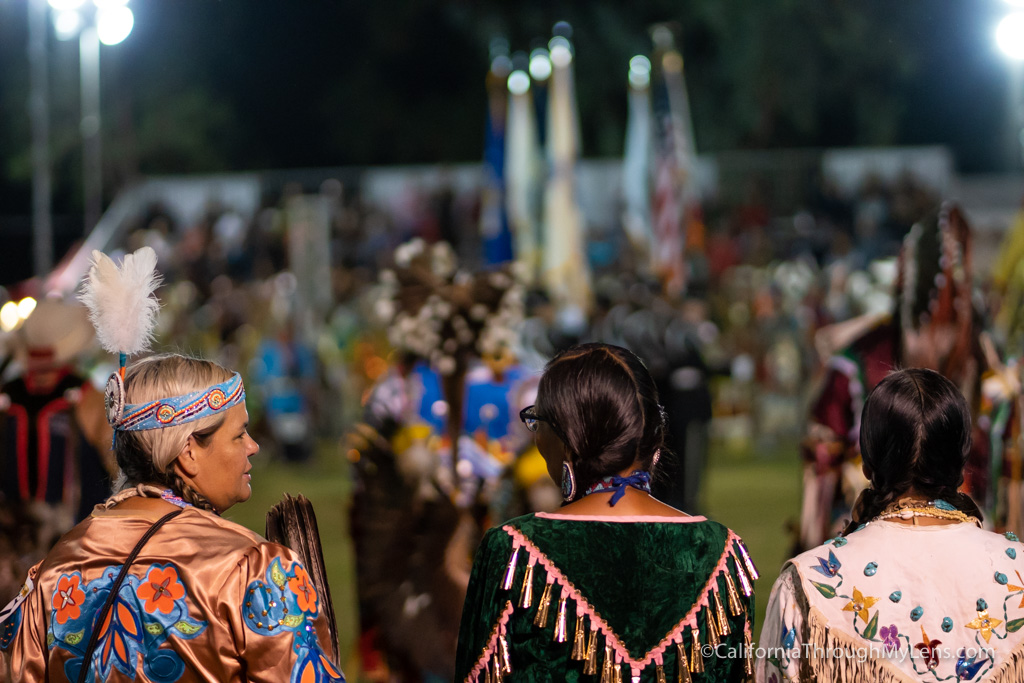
[0,298,114,605]
[349,240,537,682]
[799,203,988,549]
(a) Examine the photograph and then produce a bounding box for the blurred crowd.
[69,166,944,465]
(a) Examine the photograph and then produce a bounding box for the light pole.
[28,0,52,278]
[48,0,134,235]
[996,7,1024,169]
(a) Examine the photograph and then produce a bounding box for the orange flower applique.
[842,587,879,624]
[137,566,185,614]
[288,566,318,613]
[53,575,85,624]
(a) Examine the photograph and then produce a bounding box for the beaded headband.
[104,371,245,432]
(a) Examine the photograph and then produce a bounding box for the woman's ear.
[175,435,200,478]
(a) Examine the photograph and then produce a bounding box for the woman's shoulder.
[787,521,1021,576]
[515,509,736,534]
[124,507,301,576]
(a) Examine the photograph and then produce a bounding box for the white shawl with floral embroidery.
[758,520,1024,682]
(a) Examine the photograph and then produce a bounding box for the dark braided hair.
[536,343,666,495]
[842,367,982,535]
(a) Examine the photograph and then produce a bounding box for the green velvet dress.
[454,512,757,682]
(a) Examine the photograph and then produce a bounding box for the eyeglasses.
[519,405,568,444]
[519,405,544,432]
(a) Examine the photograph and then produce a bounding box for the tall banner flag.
[505,64,542,286]
[541,31,592,314]
[622,55,654,263]
[481,47,514,265]
[649,24,698,298]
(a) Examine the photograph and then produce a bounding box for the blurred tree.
[0,0,1007,229]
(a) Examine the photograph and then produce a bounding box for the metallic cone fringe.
[571,614,586,659]
[601,643,613,683]
[734,556,754,597]
[498,632,512,675]
[534,583,553,628]
[743,622,754,676]
[554,594,568,643]
[502,546,520,590]
[737,541,760,580]
[690,628,705,673]
[724,571,744,616]
[519,563,534,608]
[677,641,692,683]
[584,627,599,675]
[713,587,731,636]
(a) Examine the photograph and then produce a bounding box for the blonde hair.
[113,353,235,509]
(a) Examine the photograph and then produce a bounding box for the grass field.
[226,436,803,678]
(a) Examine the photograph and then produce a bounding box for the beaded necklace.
[103,483,197,510]
[875,498,981,527]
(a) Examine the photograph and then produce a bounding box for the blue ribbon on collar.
[584,470,652,506]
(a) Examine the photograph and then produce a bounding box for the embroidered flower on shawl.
[244,559,343,682]
[812,550,841,577]
[956,649,987,680]
[781,625,797,650]
[879,624,900,651]
[137,566,185,614]
[288,565,318,613]
[965,609,1002,643]
[48,563,206,683]
[841,587,878,623]
[1008,570,1024,608]
[914,627,941,669]
[52,575,85,624]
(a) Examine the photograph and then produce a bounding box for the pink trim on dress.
[535,512,707,523]
[466,600,516,682]
[485,525,745,674]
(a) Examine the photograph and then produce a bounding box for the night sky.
[0,0,1018,283]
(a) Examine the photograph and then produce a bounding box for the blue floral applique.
[813,550,841,578]
[48,564,207,683]
[0,573,33,651]
[243,558,345,683]
[0,604,22,651]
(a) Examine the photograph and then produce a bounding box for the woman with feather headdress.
[0,248,345,682]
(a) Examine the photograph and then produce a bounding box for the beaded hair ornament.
[78,246,245,435]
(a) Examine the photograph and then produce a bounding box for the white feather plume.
[78,247,162,356]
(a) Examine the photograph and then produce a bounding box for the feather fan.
[78,247,162,356]
[266,494,340,665]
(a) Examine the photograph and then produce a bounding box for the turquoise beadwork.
[829,536,848,547]
[911,606,923,621]
[1009,548,1017,560]
[1007,532,1020,542]
[997,572,1009,585]
[864,562,878,576]
[933,499,956,511]
[977,598,988,611]
[942,617,953,632]
[889,591,902,603]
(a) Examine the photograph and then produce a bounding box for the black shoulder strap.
[76,508,184,683]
